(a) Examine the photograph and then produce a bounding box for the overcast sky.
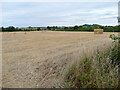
[2,1,119,27]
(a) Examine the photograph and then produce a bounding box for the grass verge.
[64,43,119,88]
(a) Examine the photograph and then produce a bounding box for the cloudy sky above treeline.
[2,0,119,27]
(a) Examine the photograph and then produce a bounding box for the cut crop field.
[2,31,117,88]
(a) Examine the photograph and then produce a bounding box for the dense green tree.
[6,26,16,32]
[73,25,79,30]
[1,24,120,32]
[37,27,41,31]
[47,26,51,30]
[1,27,4,31]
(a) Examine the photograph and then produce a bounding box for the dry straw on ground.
[2,31,116,88]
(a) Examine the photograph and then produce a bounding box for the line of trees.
[47,24,120,32]
[1,24,120,32]
[1,26,40,32]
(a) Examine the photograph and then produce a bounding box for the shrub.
[64,44,119,88]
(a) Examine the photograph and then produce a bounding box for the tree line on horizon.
[1,24,120,32]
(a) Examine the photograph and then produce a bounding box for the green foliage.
[37,27,41,31]
[47,26,51,30]
[109,34,120,44]
[1,26,38,32]
[1,24,120,32]
[3,26,16,32]
[64,44,119,88]
[46,24,120,32]
[73,25,79,30]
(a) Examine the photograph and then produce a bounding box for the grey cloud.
[2,2,118,27]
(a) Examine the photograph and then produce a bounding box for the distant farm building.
[94,29,103,34]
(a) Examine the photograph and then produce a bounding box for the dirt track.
[2,31,116,88]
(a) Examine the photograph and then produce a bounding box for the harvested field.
[2,31,117,88]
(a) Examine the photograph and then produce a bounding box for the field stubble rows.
[2,31,117,88]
